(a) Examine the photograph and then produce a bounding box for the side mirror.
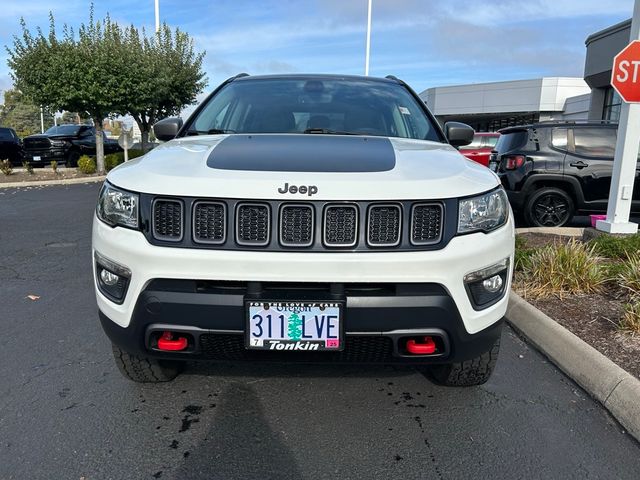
[444,121,475,147]
[153,117,183,142]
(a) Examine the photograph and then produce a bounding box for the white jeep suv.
[92,74,514,385]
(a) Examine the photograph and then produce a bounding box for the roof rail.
[230,73,250,81]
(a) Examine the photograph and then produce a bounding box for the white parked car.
[92,74,514,385]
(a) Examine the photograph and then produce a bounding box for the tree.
[60,111,89,124]
[7,8,207,169]
[0,88,54,137]
[120,24,207,152]
[7,11,130,172]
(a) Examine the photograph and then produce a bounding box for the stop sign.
[612,40,640,103]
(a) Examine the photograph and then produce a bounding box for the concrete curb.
[515,226,585,236]
[0,175,106,189]
[506,291,640,441]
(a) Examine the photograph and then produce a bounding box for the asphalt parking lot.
[1,183,640,480]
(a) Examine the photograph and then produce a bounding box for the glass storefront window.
[603,88,622,122]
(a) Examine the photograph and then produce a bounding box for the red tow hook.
[406,336,437,355]
[157,331,188,351]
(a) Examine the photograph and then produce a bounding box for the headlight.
[96,182,139,229]
[458,188,508,234]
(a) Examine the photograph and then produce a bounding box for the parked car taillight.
[504,155,525,170]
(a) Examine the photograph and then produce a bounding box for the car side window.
[573,128,617,159]
[551,128,568,151]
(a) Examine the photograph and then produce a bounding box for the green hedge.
[105,149,145,171]
[78,155,96,174]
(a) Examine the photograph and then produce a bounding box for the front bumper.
[93,213,514,362]
[23,149,66,164]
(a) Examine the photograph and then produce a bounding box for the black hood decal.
[207,134,396,172]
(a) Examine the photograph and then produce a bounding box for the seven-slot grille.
[151,199,446,250]
[324,205,358,247]
[368,205,401,246]
[153,199,183,241]
[193,201,226,244]
[411,204,443,245]
[236,203,270,246]
[280,205,314,247]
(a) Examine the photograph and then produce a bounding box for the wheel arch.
[522,174,584,209]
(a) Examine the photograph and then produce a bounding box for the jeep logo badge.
[277,182,318,196]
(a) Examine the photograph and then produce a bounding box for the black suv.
[0,127,22,165]
[490,121,640,227]
[22,124,121,167]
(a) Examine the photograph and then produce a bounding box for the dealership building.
[420,19,633,132]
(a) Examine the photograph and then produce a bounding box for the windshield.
[45,125,82,136]
[186,77,443,142]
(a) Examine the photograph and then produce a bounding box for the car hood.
[107,134,499,201]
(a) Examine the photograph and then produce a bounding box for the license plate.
[33,156,41,161]
[246,301,343,351]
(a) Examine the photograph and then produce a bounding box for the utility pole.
[40,106,44,133]
[365,0,372,75]
[155,0,160,33]
[597,0,640,234]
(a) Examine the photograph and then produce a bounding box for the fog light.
[100,269,120,286]
[482,274,503,293]
[95,252,131,304]
[464,258,510,310]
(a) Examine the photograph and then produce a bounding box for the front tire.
[111,344,182,383]
[524,187,574,227]
[426,338,500,387]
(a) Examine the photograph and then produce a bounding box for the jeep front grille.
[146,197,449,251]
[280,204,314,247]
[153,199,183,241]
[193,201,226,244]
[324,205,358,247]
[368,205,401,246]
[411,204,443,245]
[236,203,270,246]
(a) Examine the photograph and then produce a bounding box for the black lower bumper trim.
[98,280,504,365]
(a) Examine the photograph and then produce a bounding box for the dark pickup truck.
[0,127,22,165]
[22,124,122,167]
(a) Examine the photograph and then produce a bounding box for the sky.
[0,0,636,107]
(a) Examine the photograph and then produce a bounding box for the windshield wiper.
[185,128,236,136]
[303,128,358,135]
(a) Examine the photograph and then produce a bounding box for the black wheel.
[65,150,80,168]
[524,187,574,227]
[424,338,500,387]
[111,344,183,383]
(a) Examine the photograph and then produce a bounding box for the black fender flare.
[521,174,584,209]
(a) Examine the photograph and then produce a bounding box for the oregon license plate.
[246,301,343,351]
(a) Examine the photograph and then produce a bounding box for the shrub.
[0,159,12,175]
[22,160,34,174]
[589,233,640,259]
[617,254,640,298]
[522,239,605,298]
[619,301,640,335]
[514,235,536,271]
[50,160,58,174]
[77,155,96,174]
[105,149,144,172]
